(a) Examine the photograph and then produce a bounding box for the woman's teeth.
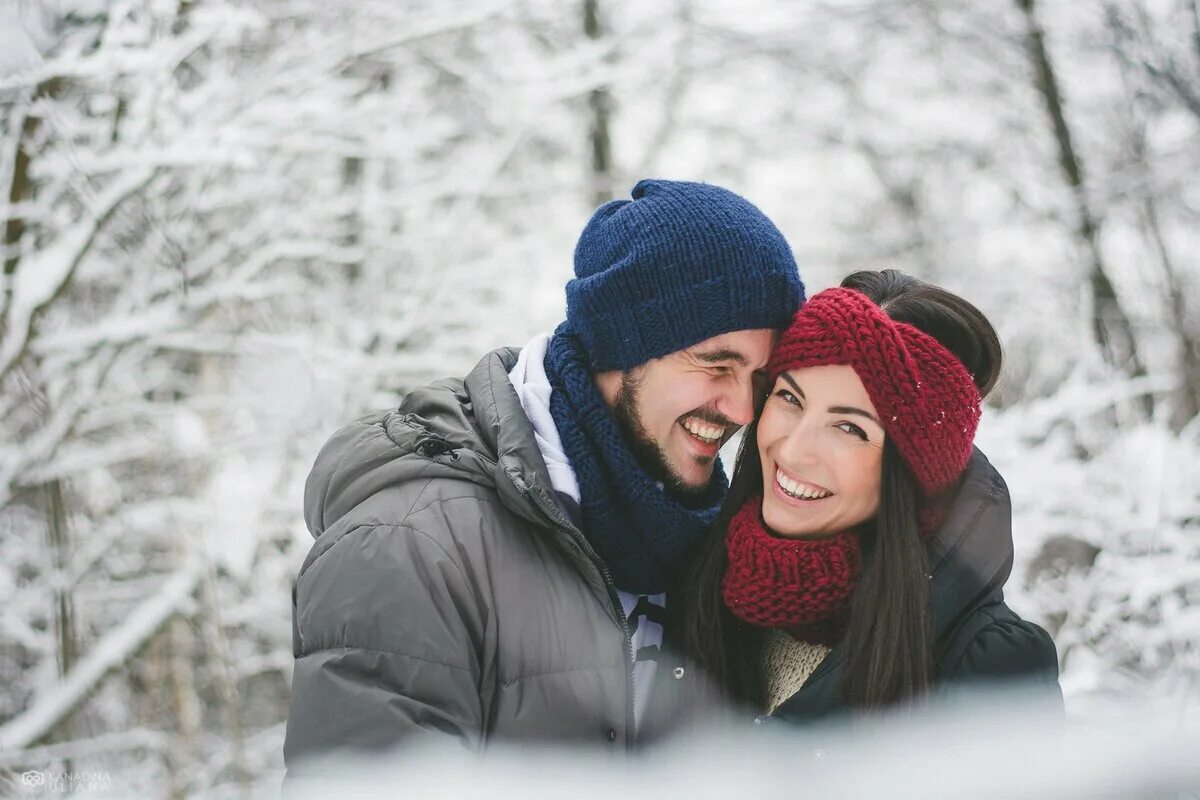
[682,418,723,443]
[776,469,832,500]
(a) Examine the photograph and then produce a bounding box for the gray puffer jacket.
[283,348,678,774]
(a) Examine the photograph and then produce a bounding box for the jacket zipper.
[598,553,636,751]
[523,486,636,751]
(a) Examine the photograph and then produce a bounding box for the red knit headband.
[766,287,983,495]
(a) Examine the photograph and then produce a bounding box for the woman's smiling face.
[757,365,886,538]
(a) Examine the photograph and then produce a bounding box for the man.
[283,179,804,770]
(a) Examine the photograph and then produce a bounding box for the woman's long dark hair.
[680,268,1003,714]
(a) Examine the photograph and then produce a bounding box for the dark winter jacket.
[282,348,690,776]
[764,449,1062,727]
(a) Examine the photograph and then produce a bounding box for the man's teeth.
[776,469,832,500]
[682,418,723,443]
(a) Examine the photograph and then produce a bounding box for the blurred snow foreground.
[281,687,1199,800]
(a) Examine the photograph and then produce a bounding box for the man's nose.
[718,383,757,427]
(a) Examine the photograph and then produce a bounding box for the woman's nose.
[779,421,821,466]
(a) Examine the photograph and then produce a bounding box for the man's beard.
[610,371,718,507]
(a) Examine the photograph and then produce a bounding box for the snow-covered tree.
[0,0,1196,795]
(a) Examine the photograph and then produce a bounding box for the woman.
[682,269,1060,722]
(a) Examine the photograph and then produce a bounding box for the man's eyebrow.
[692,348,749,366]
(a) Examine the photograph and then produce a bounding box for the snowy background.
[0,0,1198,797]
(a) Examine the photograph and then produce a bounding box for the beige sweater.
[761,629,832,714]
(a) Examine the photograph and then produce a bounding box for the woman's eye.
[837,422,868,441]
[774,389,801,406]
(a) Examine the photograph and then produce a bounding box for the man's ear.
[593,370,622,407]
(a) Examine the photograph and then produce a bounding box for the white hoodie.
[508,333,665,731]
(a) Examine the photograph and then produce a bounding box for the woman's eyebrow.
[781,373,805,398]
[781,372,881,425]
[829,405,881,426]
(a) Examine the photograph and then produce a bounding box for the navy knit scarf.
[545,324,728,594]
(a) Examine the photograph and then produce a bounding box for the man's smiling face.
[596,329,776,501]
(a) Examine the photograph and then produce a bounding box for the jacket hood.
[303,348,575,540]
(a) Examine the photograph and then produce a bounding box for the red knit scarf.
[721,496,862,646]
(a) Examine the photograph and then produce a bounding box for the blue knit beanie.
[566,179,805,371]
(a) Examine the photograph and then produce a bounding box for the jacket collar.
[462,347,579,533]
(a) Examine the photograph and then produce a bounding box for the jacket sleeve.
[283,518,488,777]
[942,610,1063,712]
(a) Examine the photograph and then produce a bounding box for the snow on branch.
[0,727,174,769]
[0,561,201,753]
[338,2,511,66]
[0,167,157,383]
